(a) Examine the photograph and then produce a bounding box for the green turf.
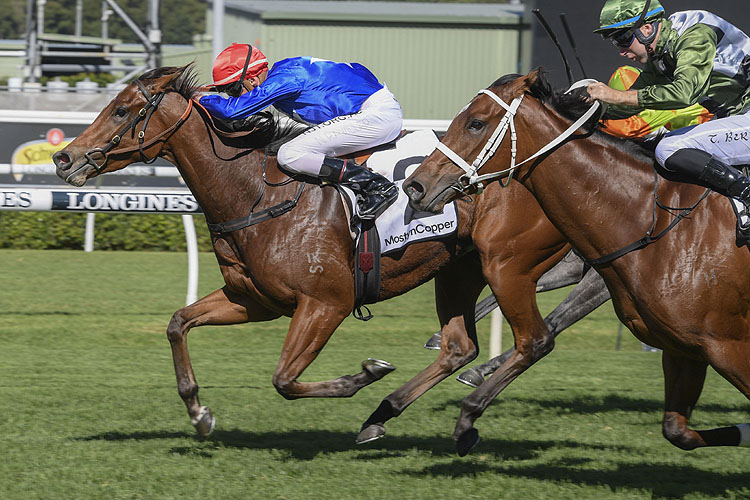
[1,249,747,500]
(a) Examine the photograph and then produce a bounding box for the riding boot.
[319,157,399,225]
[665,149,750,242]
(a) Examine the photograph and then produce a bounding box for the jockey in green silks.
[600,65,713,141]
[587,0,750,235]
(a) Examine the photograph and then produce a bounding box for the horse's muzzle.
[403,177,455,213]
[52,149,93,186]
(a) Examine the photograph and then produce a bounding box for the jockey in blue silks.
[200,43,404,225]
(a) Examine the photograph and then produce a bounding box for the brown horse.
[52,65,586,443]
[405,69,750,455]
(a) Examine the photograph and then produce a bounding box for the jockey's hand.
[586,82,639,107]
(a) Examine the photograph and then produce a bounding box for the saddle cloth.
[339,129,458,254]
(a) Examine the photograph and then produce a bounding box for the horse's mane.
[138,64,307,153]
[139,64,201,100]
[491,70,655,162]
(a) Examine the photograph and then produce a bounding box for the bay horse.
[51,65,599,443]
[404,69,750,455]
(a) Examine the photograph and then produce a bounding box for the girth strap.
[353,224,382,321]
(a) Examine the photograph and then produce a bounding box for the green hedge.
[0,212,214,251]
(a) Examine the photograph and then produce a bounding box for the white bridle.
[434,80,602,190]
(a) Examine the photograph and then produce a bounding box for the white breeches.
[655,109,750,167]
[277,87,404,176]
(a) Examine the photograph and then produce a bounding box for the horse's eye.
[467,119,485,132]
[114,107,127,118]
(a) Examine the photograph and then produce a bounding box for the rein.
[189,100,307,234]
[83,78,305,234]
[436,80,708,266]
[435,81,601,192]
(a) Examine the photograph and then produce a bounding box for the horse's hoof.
[456,368,485,388]
[362,358,396,379]
[356,424,386,444]
[191,406,216,439]
[424,332,442,350]
[455,427,480,457]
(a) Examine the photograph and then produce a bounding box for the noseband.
[84,79,193,172]
[435,82,601,192]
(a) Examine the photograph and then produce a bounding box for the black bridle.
[84,79,193,173]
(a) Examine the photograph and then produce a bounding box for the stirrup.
[735,202,750,247]
[356,186,398,221]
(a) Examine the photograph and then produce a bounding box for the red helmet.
[211,43,268,86]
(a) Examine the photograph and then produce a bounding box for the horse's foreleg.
[457,267,610,387]
[271,297,391,399]
[357,254,485,444]
[453,270,554,456]
[167,286,280,438]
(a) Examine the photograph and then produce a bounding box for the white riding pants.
[655,109,750,167]
[277,87,403,176]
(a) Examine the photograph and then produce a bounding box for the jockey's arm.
[587,82,639,106]
[199,73,300,121]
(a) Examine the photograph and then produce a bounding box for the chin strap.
[636,22,659,60]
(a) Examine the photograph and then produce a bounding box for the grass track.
[1,249,748,499]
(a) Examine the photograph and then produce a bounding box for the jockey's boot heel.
[319,157,398,225]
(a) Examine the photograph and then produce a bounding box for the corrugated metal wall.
[205,8,530,119]
[259,22,525,119]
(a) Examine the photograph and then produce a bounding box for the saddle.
[342,131,405,166]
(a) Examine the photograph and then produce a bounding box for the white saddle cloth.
[340,129,458,255]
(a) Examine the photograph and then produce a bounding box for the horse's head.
[53,65,198,186]
[404,69,559,213]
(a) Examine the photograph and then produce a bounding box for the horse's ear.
[152,65,189,93]
[523,68,543,90]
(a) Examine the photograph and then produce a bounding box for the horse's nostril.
[52,151,71,169]
[404,181,425,202]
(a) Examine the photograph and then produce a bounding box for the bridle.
[83,79,193,173]
[434,80,710,267]
[434,81,601,193]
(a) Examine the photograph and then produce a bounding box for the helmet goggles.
[600,0,664,48]
[610,28,637,48]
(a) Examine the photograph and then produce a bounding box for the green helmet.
[594,0,665,35]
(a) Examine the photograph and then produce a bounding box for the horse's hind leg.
[271,296,395,399]
[664,344,750,449]
[357,253,485,444]
[167,286,280,438]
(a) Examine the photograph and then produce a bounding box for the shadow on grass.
[411,459,750,499]
[75,428,748,497]
[0,310,168,316]
[75,427,629,461]
[76,430,193,441]
[431,392,747,415]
